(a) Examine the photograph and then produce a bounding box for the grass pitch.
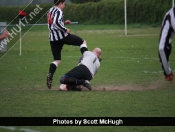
[0,24,175,132]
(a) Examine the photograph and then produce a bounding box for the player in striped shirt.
[59,43,102,91]
[47,0,86,89]
[158,7,175,82]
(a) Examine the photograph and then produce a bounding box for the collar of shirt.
[53,6,62,11]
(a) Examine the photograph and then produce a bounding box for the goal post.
[173,0,174,7]
[124,0,127,36]
[124,0,174,36]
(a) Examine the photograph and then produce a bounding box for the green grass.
[0,25,175,132]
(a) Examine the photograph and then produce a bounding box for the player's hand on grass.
[165,72,174,82]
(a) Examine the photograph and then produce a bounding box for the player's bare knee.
[53,60,61,67]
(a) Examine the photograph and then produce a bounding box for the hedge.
[0,0,172,25]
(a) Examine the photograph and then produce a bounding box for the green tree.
[71,0,101,4]
[0,0,32,6]
[31,0,52,4]
[0,0,7,6]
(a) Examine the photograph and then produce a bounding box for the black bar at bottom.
[0,117,174,126]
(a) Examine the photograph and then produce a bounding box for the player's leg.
[60,75,84,85]
[47,41,64,89]
[60,75,91,91]
[60,66,92,90]
[62,34,86,46]
[158,14,173,76]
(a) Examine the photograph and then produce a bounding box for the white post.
[19,19,22,56]
[124,0,127,36]
[173,0,174,7]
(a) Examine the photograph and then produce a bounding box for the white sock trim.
[80,44,87,48]
[52,61,58,67]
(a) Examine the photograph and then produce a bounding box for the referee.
[47,0,86,89]
[158,7,175,82]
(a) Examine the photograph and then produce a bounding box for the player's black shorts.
[50,34,84,60]
[66,65,92,81]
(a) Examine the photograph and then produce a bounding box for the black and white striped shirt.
[47,6,68,41]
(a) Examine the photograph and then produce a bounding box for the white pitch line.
[64,56,159,61]
[20,128,42,132]
[110,56,159,60]
[143,70,175,74]
[143,71,163,74]
[0,126,42,132]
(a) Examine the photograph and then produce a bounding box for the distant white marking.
[64,56,160,61]
[0,126,16,131]
[110,56,159,60]
[0,126,42,132]
[65,56,79,58]
[143,71,163,74]
[143,70,175,74]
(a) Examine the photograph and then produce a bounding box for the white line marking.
[143,71,163,74]
[0,126,16,131]
[0,126,42,132]
[110,56,159,60]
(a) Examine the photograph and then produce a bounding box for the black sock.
[49,63,57,77]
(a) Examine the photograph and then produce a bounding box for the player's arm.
[64,20,71,33]
[0,30,10,40]
[53,11,69,33]
[80,42,88,54]
[64,20,71,24]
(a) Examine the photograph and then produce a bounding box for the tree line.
[71,0,101,3]
[0,0,171,25]
[0,0,99,6]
